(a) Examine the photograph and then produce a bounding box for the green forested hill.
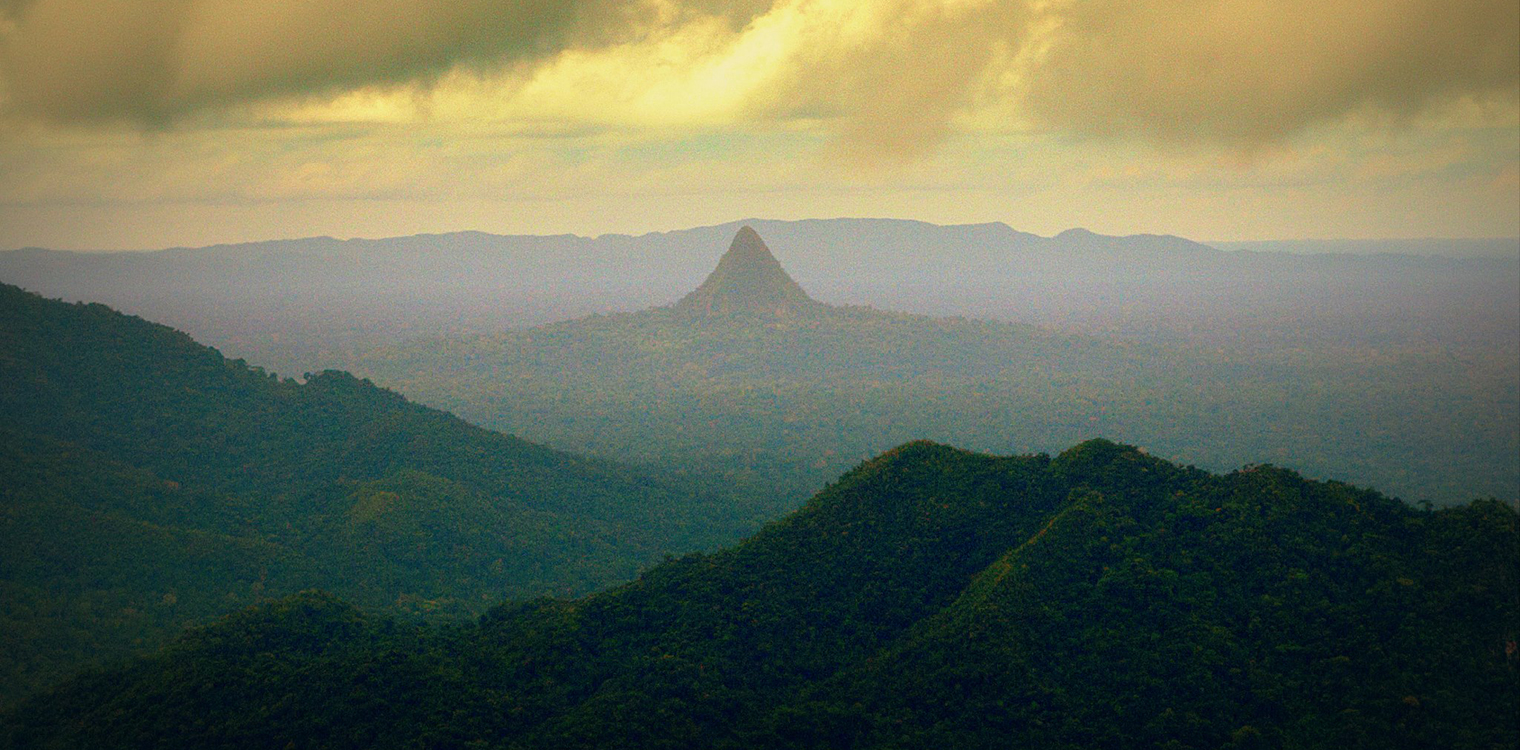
[6,440,1514,749]
[0,282,745,707]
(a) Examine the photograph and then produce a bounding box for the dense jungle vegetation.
[0,282,749,707]
[5,439,1515,749]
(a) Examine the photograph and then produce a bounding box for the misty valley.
[0,223,1516,749]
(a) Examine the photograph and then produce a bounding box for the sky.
[0,0,1516,250]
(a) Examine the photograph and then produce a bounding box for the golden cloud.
[1,0,1515,159]
[1022,0,1520,144]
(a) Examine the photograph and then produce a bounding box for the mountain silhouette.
[673,226,822,319]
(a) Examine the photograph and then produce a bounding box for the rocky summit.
[673,226,823,319]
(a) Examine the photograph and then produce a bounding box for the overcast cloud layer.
[0,0,1515,247]
[4,0,1515,144]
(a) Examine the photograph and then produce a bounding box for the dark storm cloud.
[0,0,776,124]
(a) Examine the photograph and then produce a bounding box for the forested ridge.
[0,282,748,707]
[5,439,1514,749]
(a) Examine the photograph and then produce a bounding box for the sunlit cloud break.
[0,0,1515,248]
[2,0,1514,152]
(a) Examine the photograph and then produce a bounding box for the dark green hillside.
[766,454,1519,749]
[0,431,318,707]
[6,440,1513,749]
[0,283,711,529]
[0,282,739,706]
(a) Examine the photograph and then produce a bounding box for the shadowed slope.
[0,282,742,707]
[5,440,1514,749]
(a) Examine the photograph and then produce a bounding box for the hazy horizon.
[5,216,1519,256]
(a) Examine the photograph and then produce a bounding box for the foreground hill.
[4,440,1514,749]
[0,283,742,706]
[351,228,1518,508]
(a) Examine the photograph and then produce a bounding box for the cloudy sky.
[0,0,1515,249]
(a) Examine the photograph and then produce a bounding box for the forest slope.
[4,439,1515,749]
[0,283,740,706]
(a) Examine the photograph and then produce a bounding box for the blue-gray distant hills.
[2,220,1514,376]
[2,221,1515,508]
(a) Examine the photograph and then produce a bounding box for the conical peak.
[732,224,763,246]
[674,227,821,319]
[717,225,788,278]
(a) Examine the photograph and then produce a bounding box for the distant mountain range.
[0,282,757,707]
[1,227,1515,747]
[1211,237,1520,257]
[2,219,1513,378]
[6,439,1514,749]
[348,228,1519,509]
